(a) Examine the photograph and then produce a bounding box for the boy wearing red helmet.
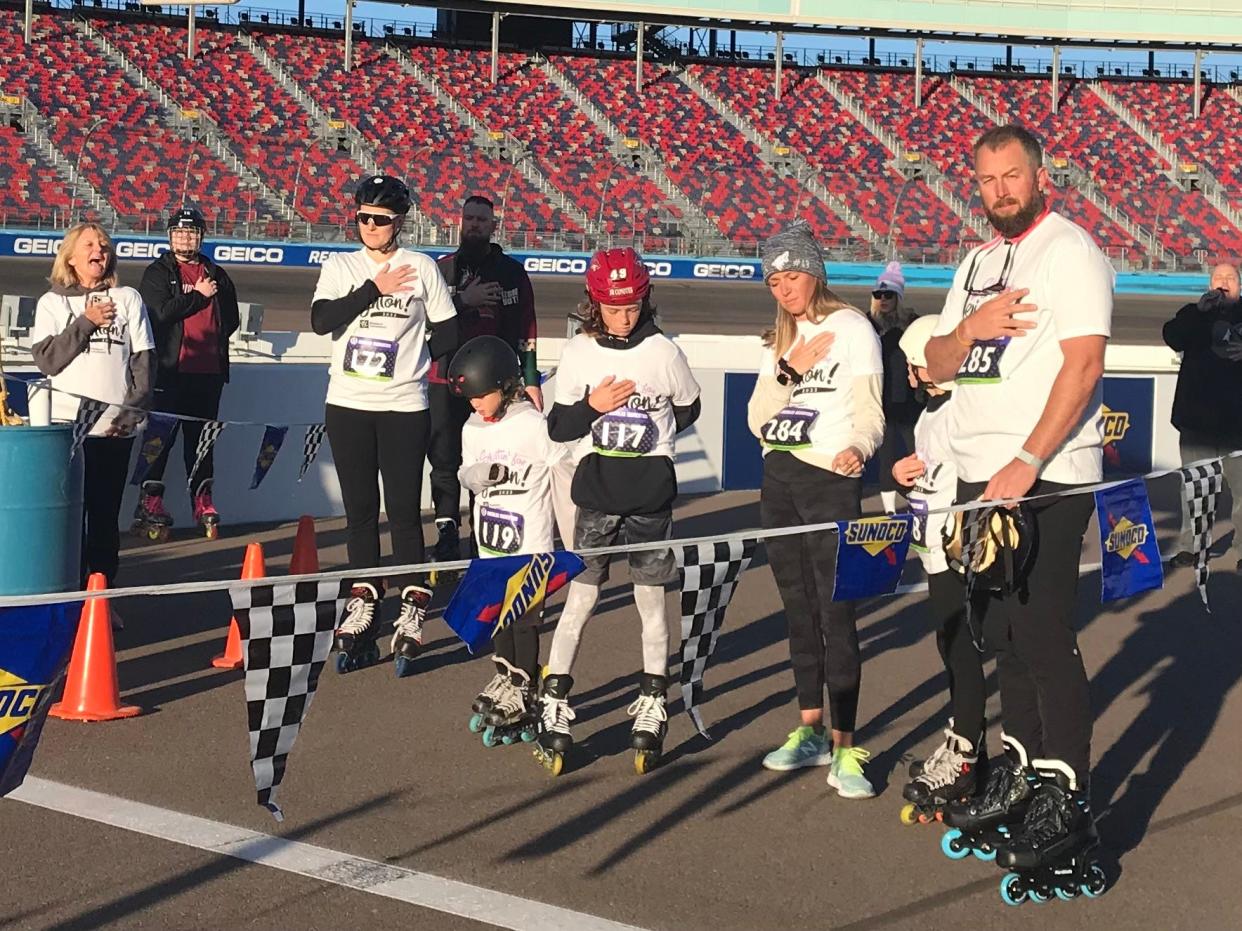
[538,248,701,775]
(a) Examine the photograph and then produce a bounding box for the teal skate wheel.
[940,829,970,860]
[1029,887,1051,904]
[972,844,997,862]
[482,727,500,748]
[1080,863,1108,898]
[1000,873,1027,907]
[520,729,536,743]
[334,653,350,674]
[468,714,485,734]
[501,732,517,745]
[1055,887,1077,901]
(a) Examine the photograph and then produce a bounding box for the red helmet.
[585,248,650,305]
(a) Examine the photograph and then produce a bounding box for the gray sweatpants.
[1177,430,1242,557]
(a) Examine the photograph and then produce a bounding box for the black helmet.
[943,503,1037,595]
[168,206,206,232]
[447,336,522,399]
[355,175,410,215]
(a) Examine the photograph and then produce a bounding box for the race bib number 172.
[343,336,398,381]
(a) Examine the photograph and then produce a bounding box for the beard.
[459,230,491,255]
[984,188,1047,239]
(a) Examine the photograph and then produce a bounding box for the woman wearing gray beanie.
[747,221,885,798]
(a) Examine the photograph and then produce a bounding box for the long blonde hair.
[763,280,854,358]
[48,223,118,290]
[869,292,916,335]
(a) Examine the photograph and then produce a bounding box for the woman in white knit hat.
[870,261,920,513]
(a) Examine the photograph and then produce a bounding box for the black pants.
[877,419,916,495]
[82,436,135,588]
[959,479,1094,776]
[927,569,987,747]
[325,404,430,591]
[492,617,540,680]
[761,452,863,731]
[428,382,473,523]
[146,374,225,491]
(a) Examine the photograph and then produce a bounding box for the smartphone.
[86,291,106,306]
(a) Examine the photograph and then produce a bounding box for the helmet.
[898,314,955,391]
[943,503,1037,594]
[586,247,650,305]
[167,206,206,232]
[355,175,411,215]
[447,335,522,399]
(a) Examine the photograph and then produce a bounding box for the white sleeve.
[311,254,347,304]
[125,290,155,353]
[1046,236,1114,340]
[931,264,969,337]
[541,421,572,468]
[552,341,584,406]
[667,343,700,405]
[460,422,479,469]
[850,318,885,376]
[420,254,456,323]
[30,293,63,343]
[757,346,777,376]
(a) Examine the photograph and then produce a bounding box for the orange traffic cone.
[289,515,319,575]
[50,574,142,722]
[212,542,265,670]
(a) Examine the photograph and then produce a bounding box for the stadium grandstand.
[2,0,1242,268]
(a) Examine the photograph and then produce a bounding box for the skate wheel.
[147,526,167,542]
[394,656,416,679]
[520,729,536,743]
[1080,863,1108,898]
[971,844,997,862]
[501,732,517,745]
[634,750,660,775]
[940,828,970,861]
[204,524,218,540]
[1029,887,1052,904]
[334,652,350,674]
[899,803,919,826]
[535,747,564,776]
[468,714,485,734]
[1055,887,1078,902]
[482,727,500,748]
[1000,873,1028,907]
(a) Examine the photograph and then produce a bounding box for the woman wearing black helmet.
[311,175,458,676]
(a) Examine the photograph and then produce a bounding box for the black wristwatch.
[777,358,803,386]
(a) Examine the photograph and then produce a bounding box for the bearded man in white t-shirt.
[924,125,1113,880]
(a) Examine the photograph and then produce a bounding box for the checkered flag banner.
[68,398,108,461]
[187,420,225,492]
[1180,459,1224,609]
[675,537,757,739]
[230,578,351,821]
[298,423,326,482]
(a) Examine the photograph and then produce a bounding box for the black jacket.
[138,251,240,386]
[1163,289,1242,437]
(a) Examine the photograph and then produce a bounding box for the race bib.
[760,406,818,451]
[343,336,398,381]
[957,337,1010,384]
[592,408,657,457]
[910,497,929,551]
[478,505,525,556]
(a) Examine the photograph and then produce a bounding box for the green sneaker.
[762,726,833,771]
[827,746,875,799]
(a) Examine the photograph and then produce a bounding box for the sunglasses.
[872,290,898,300]
[356,212,399,227]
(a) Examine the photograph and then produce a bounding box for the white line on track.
[10,776,649,931]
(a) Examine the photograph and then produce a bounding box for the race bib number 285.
[957,337,1009,384]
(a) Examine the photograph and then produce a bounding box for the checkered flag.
[298,424,326,482]
[68,398,108,461]
[1180,460,1224,609]
[230,578,350,821]
[675,537,757,739]
[188,420,225,492]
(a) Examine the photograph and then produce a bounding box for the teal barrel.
[0,425,84,595]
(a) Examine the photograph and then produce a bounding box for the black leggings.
[492,618,540,680]
[146,374,225,490]
[761,452,863,732]
[82,436,135,587]
[927,569,987,747]
[428,382,473,522]
[325,404,430,591]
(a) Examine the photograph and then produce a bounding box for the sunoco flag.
[832,515,914,601]
[250,425,288,490]
[0,603,81,796]
[1095,479,1163,602]
[129,412,178,486]
[444,552,585,654]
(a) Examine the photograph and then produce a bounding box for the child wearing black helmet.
[311,175,458,677]
[451,335,570,747]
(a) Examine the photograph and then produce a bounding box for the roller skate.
[469,661,514,734]
[333,583,382,674]
[131,480,173,542]
[533,673,574,776]
[428,519,463,588]
[900,727,984,826]
[192,479,219,540]
[391,584,431,678]
[997,760,1107,905]
[941,734,1037,862]
[481,662,539,748]
[628,672,668,775]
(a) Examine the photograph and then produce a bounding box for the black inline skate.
[132,480,173,542]
[629,672,669,775]
[333,583,382,674]
[428,519,463,588]
[391,584,431,678]
[533,673,575,776]
[996,760,1107,905]
[469,661,514,734]
[941,734,1038,862]
[900,726,985,826]
[482,662,539,748]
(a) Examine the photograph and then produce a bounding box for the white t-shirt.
[461,402,570,557]
[312,247,456,412]
[931,211,1114,484]
[908,399,957,576]
[553,332,700,462]
[757,308,884,456]
[31,286,154,437]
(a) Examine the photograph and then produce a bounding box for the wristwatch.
[1015,448,1045,471]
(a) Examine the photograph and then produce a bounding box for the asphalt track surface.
[0,258,1198,344]
[7,480,1242,929]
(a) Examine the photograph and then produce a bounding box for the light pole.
[291,140,315,222]
[68,116,107,221]
[887,173,918,261]
[179,144,201,207]
[597,160,619,241]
